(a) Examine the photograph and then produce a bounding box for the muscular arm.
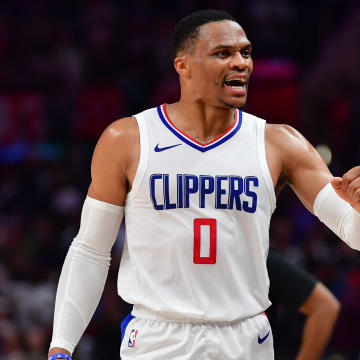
[266,124,360,249]
[48,117,139,357]
[266,124,332,211]
[88,116,140,205]
[296,283,340,360]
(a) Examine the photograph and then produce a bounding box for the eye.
[241,48,252,58]
[214,50,230,58]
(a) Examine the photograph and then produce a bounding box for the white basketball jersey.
[118,104,276,321]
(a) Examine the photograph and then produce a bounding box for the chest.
[146,136,265,214]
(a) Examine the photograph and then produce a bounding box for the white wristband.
[314,183,360,250]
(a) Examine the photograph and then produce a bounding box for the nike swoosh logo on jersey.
[154,143,182,152]
[258,330,270,344]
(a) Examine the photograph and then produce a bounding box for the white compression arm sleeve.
[314,183,360,250]
[50,196,124,353]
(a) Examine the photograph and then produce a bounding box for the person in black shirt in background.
[267,250,340,360]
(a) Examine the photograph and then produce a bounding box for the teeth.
[226,79,246,84]
[228,84,245,90]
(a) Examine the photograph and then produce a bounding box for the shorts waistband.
[132,305,263,325]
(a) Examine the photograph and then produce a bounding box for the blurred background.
[0,0,360,359]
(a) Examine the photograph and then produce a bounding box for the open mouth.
[223,79,247,91]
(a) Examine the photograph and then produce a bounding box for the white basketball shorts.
[120,306,274,360]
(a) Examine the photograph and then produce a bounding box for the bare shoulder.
[263,124,312,187]
[88,116,140,205]
[265,123,310,154]
[98,116,139,148]
[265,123,324,172]
[94,116,140,164]
[265,123,332,210]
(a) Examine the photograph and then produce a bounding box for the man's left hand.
[331,166,360,213]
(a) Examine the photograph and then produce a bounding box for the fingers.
[330,177,342,189]
[336,166,360,204]
[349,178,360,204]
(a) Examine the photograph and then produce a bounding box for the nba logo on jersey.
[128,329,138,348]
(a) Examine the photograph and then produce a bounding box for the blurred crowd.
[0,0,360,359]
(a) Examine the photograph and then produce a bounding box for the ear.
[174,55,190,77]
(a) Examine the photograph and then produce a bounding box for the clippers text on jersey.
[150,174,259,212]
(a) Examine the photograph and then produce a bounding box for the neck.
[166,99,236,144]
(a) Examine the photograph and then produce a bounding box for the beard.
[217,96,247,109]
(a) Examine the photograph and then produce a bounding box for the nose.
[229,52,248,70]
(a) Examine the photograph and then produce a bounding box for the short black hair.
[172,9,238,59]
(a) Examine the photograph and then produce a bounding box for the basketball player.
[48,10,360,360]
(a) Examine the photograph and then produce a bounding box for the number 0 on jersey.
[193,218,217,264]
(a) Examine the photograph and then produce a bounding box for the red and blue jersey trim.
[157,104,242,152]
